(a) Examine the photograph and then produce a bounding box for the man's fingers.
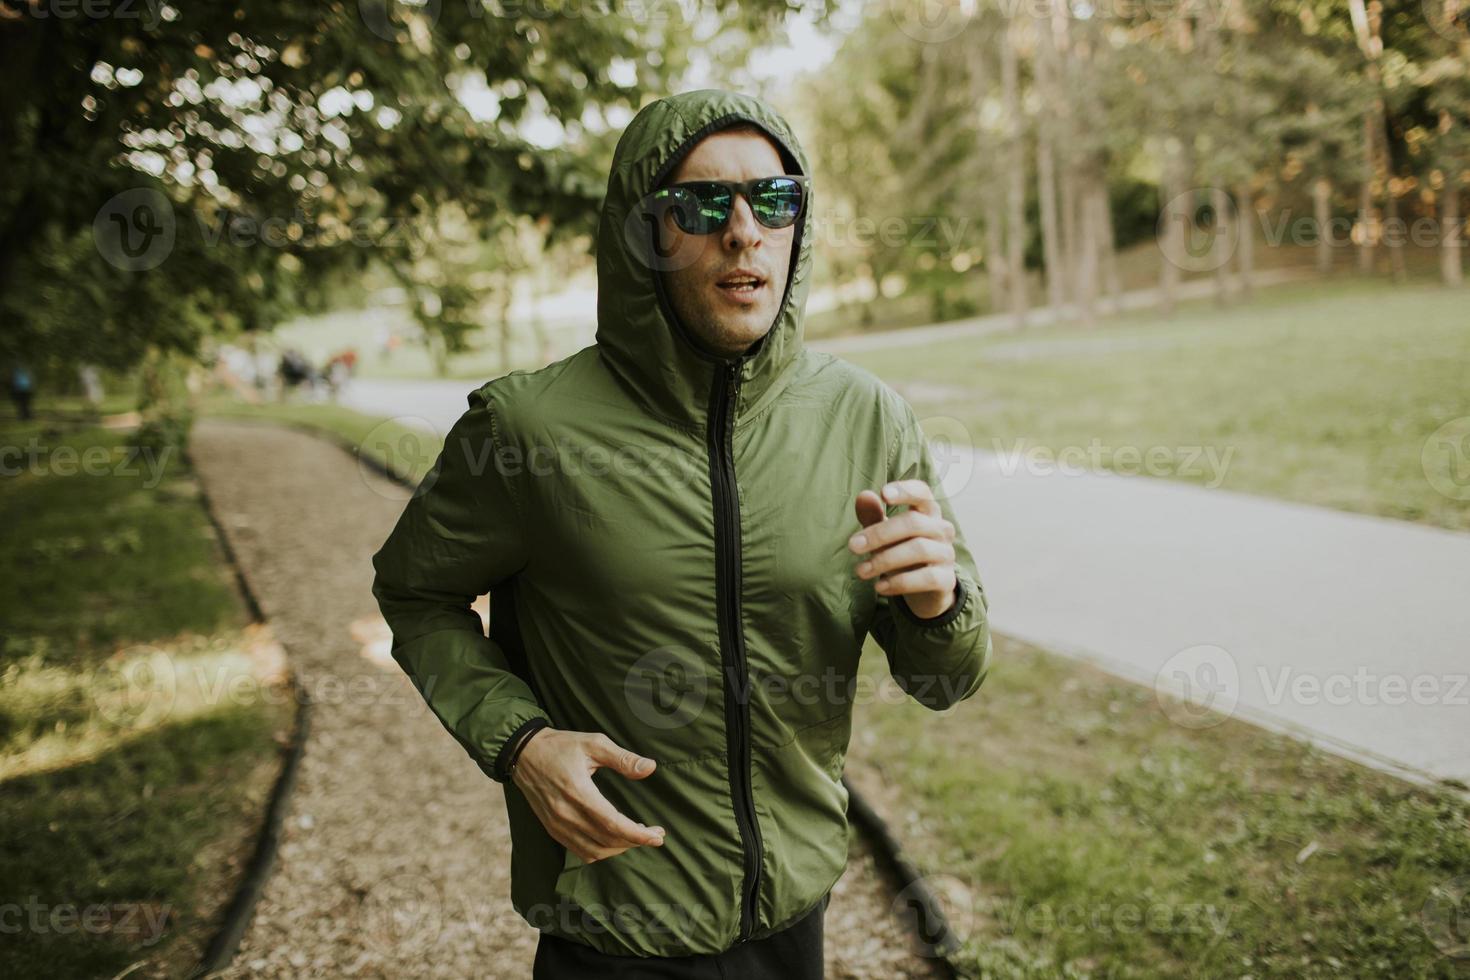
[584,733,657,780]
[574,780,666,848]
[849,511,952,554]
[556,826,609,863]
[876,564,955,596]
[855,537,953,580]
[854,489,886,529]
[879,480,939,517]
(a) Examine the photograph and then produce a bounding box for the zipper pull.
[726,362,740,413]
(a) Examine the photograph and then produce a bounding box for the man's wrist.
[507,724,550,781]
[897,578,966,627]
[496,716,552,783]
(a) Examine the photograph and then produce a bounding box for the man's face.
[658,129,796,359]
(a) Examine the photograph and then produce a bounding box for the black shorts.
[532,892,829,980]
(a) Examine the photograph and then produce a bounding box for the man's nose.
[721,195,763,250]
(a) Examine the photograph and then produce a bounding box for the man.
[371,89,992,978]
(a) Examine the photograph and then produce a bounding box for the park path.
[335,376,1470,787]
[190,418,944,979]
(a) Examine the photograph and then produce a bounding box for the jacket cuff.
[895,577,968,629]
[491,716,553,783]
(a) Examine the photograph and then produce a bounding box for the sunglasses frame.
[650,175,810,235]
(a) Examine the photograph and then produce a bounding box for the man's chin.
[711,311,775,354]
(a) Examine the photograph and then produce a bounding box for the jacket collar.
[594,90,814,431]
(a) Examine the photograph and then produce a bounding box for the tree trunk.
[1034,11,1067,314]
[1037,133,1065,313]
[1357,117,1377,275]
[1211,186,1234,305]
[983,184,1009,314]
[1235,182,1256,300]
[1158,144,1184,317]
[1377,105,1407,283]
[1098,180,1122,312]
[1077,168,1101,328]
[1001,16,1029,328]
[498,273,514,372]
[1442,163,1465,287]
[1060,164,1080,316]
[1348,0,1404,281]
[1313,176,1334,275]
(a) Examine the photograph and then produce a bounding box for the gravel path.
[190,418,945,979]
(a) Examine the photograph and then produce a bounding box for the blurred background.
[2,0,1468,977]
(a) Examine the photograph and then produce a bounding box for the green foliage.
[0,0,828,377]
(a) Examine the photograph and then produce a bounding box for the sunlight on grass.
[0,625,288,782]
[849,278,1470,531]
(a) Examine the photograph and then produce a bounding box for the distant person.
[79,364,104,415]
[324,351,352,400]
[372,91,993,978]
[277,348,316,398]
[10,363,34,420]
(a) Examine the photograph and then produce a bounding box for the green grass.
[202,396,442,486]
[1,420,240,665]
[853,635,1470,978]
[847,276,1470,531]
[0,414,295,978]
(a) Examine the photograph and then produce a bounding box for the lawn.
[846,276,1470,532]
[211,397,1470,978]
[0,411,296,978]
[850,635,1470,979]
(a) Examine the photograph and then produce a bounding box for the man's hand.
[850,480,958,620]
[511,728,666,864]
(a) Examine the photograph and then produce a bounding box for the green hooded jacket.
[370,89,992,958]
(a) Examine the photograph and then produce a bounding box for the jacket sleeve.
[370,387,551,783]
[866,401,993,711]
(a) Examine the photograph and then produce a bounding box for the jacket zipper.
[708,359,764,942]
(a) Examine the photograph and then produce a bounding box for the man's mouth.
[716,272,766,297]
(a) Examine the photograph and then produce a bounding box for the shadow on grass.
[0,702,290,979]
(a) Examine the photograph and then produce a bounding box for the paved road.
[329,377,1470,787]
[949,450,1470,786]
[192,419,945,979]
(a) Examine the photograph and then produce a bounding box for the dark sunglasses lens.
[652,186,725,235]
[677,182,733,234]
[750,178,803,228]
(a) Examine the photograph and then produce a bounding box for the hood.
[594,89,814,430]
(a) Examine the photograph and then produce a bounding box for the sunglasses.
[650,176,809,235]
